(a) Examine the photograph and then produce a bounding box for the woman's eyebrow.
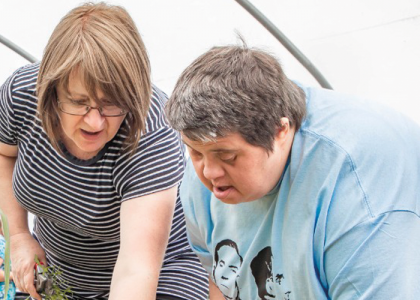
[65,92,89,99]
[181,139,192,148]
[211,149,237,153]
[181,139,238,153]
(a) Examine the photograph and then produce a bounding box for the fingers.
[13,262,46,299]
[26,277,42,300]
[13,268,25,293]
[12,263,35,296]
[8,233,46,300]
[15,268,42,300]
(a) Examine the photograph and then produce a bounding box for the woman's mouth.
[81,129,103,140]
[213,185,234,200]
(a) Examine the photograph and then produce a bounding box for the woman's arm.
[209,279,225,300]
[0,143,44,300]
[109,185,178,299]
[0,144,24,236]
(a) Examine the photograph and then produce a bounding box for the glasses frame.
[57,101,127,117]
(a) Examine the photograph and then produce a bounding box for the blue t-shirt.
[180,85,420,299]
[0,235,16,299]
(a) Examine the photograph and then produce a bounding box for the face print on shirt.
[213,241,292,299]
[213,239,243,300]
[250,247,291,300]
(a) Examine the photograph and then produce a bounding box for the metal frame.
[1,1,332,89]
[235,0,333,89]
[0,34,38,63]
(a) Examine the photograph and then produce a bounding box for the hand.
[10,232,46,300]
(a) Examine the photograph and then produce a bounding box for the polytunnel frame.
[0,0,333,89]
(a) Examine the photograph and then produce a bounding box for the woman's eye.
[189,149,202,159]
[70,99,87,106]
[219,153,236,162]
[102,102,116,107]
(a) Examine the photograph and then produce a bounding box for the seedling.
[26,255,72,300]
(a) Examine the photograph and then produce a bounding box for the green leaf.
[34,254,73,300]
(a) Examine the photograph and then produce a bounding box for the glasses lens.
[101,106,126,117]
[58,102,126,117]
[59,102,89,116]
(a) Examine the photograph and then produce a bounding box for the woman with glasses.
[0,3,208,300]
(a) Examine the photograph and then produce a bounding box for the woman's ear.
[277,117,290,142]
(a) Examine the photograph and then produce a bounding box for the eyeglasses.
[57,101,127,117]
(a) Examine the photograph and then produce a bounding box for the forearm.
[109,231,167,299]
[110,260,160,299]
[0,153,29,236]
[109,187,177,299]
[209,279,225,300]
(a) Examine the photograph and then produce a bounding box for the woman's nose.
[83,108,105,129]
[202,159,224,180]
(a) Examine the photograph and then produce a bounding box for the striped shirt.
[0,64,208,299]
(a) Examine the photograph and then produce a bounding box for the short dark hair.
[165,44,306,152]
[214,239,243,264]
[250,246,273,298]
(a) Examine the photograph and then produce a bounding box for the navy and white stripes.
[0,64,208,299]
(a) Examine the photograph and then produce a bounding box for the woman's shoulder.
[0,64,40,145]
[8,63,39,93]
[143,85,171,134]
[3,63,39,111]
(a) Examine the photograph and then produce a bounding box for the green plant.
[0,210,11,298]
[28,255,73,300]
[0,210,71,300]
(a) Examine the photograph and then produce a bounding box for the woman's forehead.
[58,68,106,100]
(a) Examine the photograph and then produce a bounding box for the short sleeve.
[0,63,39,146]
[113,86,185,201]
[0,71,19,145]
[114,126,185,200]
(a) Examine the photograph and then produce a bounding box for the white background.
[1,1,419,123]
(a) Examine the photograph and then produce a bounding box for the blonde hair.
[37,2,151,154]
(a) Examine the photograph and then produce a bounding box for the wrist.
[10,228,31,237]
[10,231,33,244]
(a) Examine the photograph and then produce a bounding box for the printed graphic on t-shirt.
[213,239,243,299]
[250,246,291,299]
[213,241,291,300]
